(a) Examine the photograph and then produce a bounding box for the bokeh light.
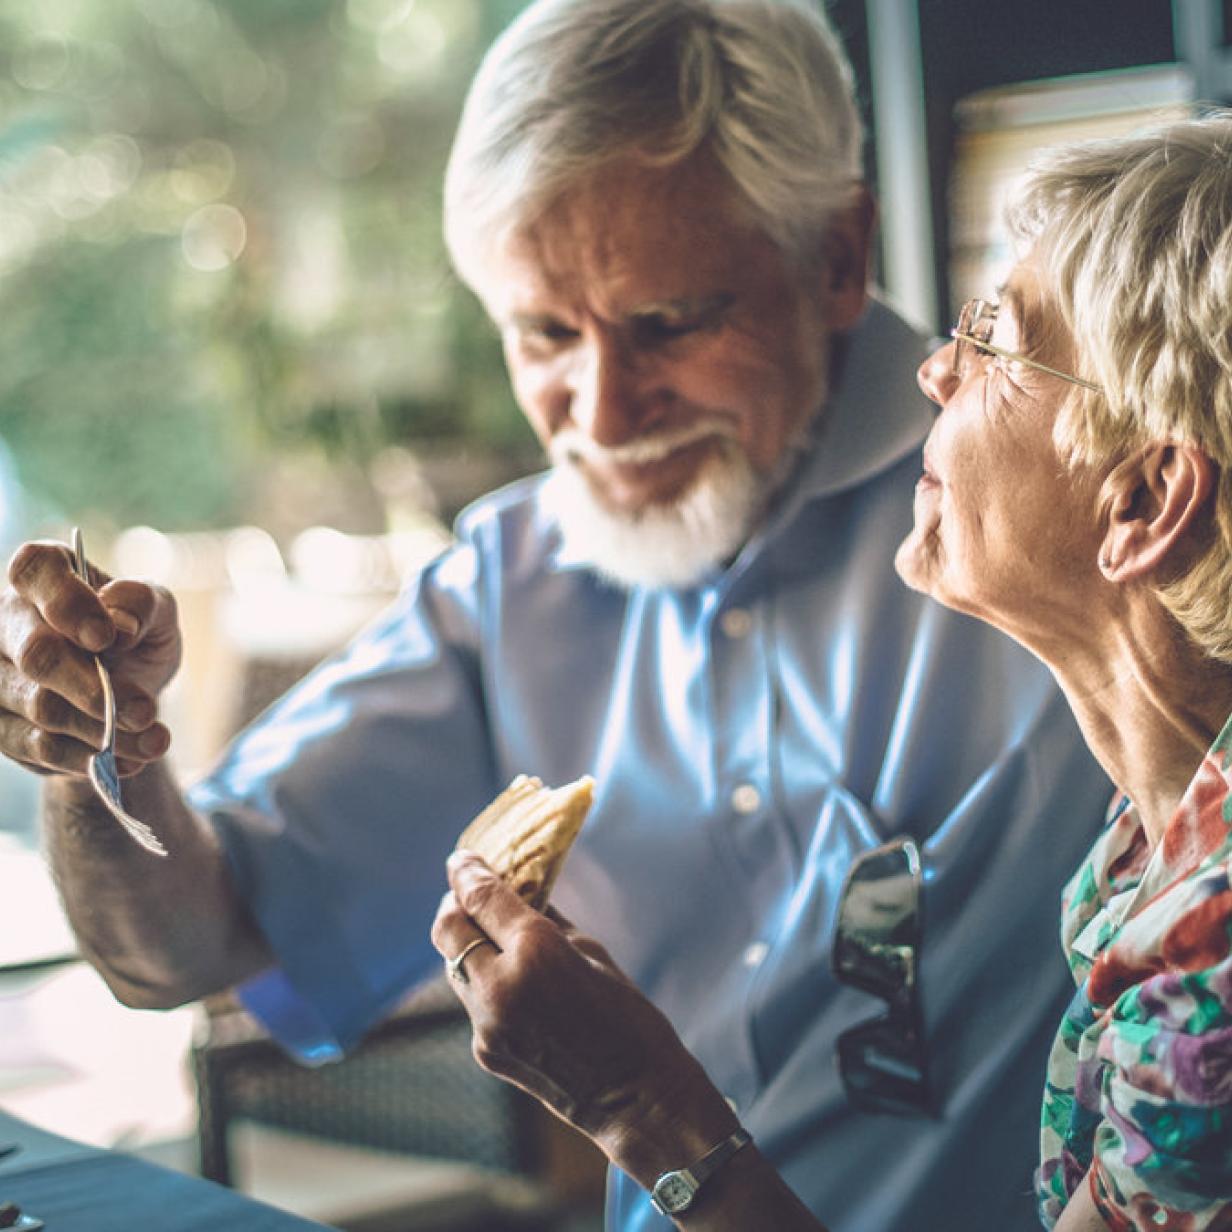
[181,202,247,270]
[0,0,536,540]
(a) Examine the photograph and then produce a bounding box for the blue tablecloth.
[0,1110,329,1231]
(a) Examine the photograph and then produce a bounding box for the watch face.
[654,1173,696,1213]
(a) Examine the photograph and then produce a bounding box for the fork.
[70,528,168,857]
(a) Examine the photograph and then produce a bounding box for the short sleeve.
[190,535,501,1058]
[1090,954,1232,1229]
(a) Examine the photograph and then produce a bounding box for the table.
[0,1109,330,1231]
[0,844,76,973]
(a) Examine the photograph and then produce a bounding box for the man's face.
[476,152,866,586]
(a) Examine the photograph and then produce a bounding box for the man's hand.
[432,851,739,1187]
[0,539,179,779]
[0,538,272,1010]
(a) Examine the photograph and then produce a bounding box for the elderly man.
[0,2,1110,1229]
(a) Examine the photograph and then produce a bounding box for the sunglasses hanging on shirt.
[831,836,933,1117]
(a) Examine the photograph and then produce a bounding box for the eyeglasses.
[951,298,1102,393]
[831,837,932,1116]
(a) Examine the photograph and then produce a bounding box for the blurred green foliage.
[0,0,537,535]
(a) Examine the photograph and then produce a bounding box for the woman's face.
[895,260,1107,653]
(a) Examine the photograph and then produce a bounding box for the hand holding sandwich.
[431,775,824,1228]
[434,853,829,1228]
[433,849,745,1191]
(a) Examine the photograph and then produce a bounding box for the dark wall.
[916,0,1175,98]
[827,0,1178,320]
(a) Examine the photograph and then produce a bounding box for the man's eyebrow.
[631,293,733,319]
[507,310,571,331]
[507,295,733,331]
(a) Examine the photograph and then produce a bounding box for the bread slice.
[456,774,595,910]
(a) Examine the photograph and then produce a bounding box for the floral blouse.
[1037,714,1232,1229]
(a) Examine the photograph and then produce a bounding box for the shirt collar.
[787,290,934,504]
[1068,709,1232,973]
[1127,708,1232,908]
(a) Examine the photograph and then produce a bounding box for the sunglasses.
[831,837,932,1116]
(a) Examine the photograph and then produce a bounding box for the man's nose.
[917,341,959,409]
[569,332,647,446]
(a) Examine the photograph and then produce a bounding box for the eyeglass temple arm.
[950,328,1103,393]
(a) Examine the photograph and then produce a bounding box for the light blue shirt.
[190,297,1112,1232]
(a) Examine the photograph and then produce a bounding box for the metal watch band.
[649,1127,753,1216]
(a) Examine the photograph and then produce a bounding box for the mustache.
[549,419,740,468]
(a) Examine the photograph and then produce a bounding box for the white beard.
[540,425,767,590]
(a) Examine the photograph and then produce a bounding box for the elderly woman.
[433,113,1232,1231]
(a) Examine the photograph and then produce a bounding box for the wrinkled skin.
[0,539,179,778]
[0,539,270,1009]
[432,850,739,1174]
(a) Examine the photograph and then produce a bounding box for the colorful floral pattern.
[1037,714,1232,1229]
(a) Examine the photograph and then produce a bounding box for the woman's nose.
[917,342,960,409]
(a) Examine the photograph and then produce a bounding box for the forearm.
[43,761,273,1008]
[592,1059,828,1231]
[1053,1173,1110,1231]
[667,1144,826,1231]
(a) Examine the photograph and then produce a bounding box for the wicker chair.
[191,975,604,1231]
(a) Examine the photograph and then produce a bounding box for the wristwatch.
[649,1128,753,1216]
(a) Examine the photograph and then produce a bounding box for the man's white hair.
[444,0,864,291]
[1008,112,1232,662]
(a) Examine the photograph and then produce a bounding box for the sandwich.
[455,773,595,910]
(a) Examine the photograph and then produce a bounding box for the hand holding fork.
[69,528,168,858]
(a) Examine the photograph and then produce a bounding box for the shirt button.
[731,784,761,814]
[720,608,753,639]
[743,942,769,968]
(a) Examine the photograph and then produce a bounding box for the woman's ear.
[1098,442,1217,582]
[818,185,875,332]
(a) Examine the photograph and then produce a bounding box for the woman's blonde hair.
[1009,112,1232,662]
[443,0,864,293]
